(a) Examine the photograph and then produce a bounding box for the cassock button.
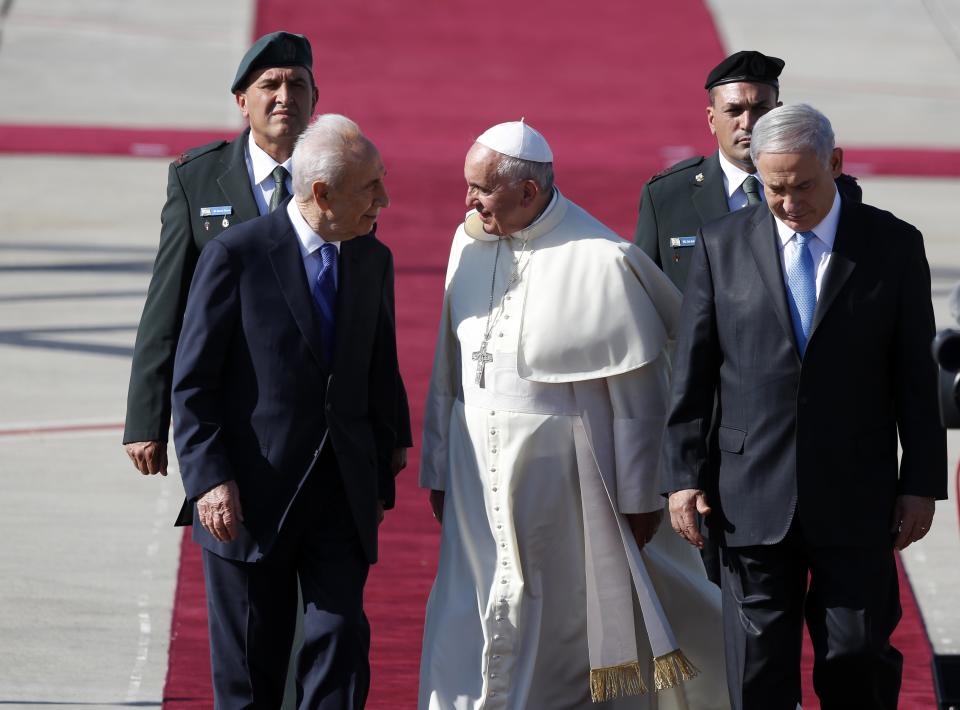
[494,635,502,640]
[489,691,497,697]
[490,410,496,415]
[492,486,498,492]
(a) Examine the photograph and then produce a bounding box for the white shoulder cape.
[458,190,681,382]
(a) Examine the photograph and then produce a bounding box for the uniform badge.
[695,173,704,183]
[669,236,698,248]
[200,205,233,217]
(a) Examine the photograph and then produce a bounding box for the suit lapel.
[268,210,329,371]
[691,153,729,226]
[331,236,376,372]
[748,211,797,351]
[810,201,857,336]
[217,129,260,222]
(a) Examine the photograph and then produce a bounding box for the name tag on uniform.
[200,205,233,217]
[669,236,697,248]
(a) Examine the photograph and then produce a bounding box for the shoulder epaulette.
[174,139,229,166]
[647,155,706,184]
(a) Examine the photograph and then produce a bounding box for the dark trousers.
[202,466,370,710]
[721,522,902,710]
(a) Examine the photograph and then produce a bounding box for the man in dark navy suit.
[172,113,403,709]
[663,104,946,709]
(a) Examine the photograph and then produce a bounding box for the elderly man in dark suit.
[662,103,947,709]
[123,31,411,476]
[172,114,403,709]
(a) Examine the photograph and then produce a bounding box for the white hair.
[292,114,367,198]
[496,154,555,193]
[750,103,835,166]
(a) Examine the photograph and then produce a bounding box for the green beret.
[231,31,314,93]
[705,50,784,91]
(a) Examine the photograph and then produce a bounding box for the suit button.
[799,396,809,405]
[326,403,333,412]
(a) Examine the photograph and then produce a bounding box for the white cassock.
[418,190,729,710]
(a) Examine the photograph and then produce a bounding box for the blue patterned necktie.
[311,242,338,364]
[785,231,817,356]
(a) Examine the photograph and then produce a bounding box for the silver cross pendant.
[471,339,493,388]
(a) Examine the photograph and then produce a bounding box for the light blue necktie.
[786,231,817,356]
[311,243,338,364]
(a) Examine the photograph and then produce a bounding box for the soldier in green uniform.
[636,51,861,585]
[124,32,412,476]
[635,50,861,291]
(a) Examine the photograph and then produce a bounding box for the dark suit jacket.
[635,151,863,292]
[124,129,412,448]
[662,199,947,548]
[171,202,404,564]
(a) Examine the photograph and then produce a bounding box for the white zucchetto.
[475,119,553,163]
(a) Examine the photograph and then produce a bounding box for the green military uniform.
[634,151,862,291]
[124,130,259,444]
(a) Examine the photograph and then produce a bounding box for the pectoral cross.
[471,339,493,387]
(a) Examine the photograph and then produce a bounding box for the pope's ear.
[520,179,540,206]
[311,180,331,209]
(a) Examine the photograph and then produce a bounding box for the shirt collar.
[775,188,841,249]
[286,199,340,258]
[717,149,761,198]
[248,132,293,187]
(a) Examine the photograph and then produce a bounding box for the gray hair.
[496,154,555,193]
[749,103,835,166]
[292,114,368,198]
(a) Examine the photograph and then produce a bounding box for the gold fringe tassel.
[653,649,700,691]
[589,661,647,703]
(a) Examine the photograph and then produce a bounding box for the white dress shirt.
[718,150,765,211]
[286,199,340,290]
[774,188,841,300]
[245,133,294,216]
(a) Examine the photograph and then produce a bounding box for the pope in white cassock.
[417,120,729,710]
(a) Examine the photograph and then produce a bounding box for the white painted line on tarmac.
[126,483,171,703]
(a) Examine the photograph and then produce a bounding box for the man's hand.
[197,481,244,542]
[429,489,445,525]
[668,489,712,549]
[891,494,935,550]
[124,440,168,476]
[391,447,408,476]
[626,510,663,551]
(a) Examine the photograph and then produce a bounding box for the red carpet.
[92,1,937,707]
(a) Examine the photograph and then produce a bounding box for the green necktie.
[269,165,290,212]
[743,175,762,205]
